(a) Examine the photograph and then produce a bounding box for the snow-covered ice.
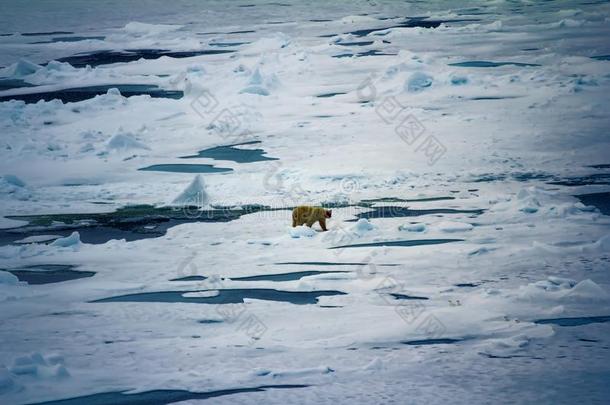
[289,225,317,238]
[0,0,609,403]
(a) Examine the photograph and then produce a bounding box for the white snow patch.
[339,15,378,24]
[269,365,333,378]
[13,235,62,244]
[533,234,610,254]
[107,132,150,152]
[321,193,352,206]
[516,277,608,302]
[122,22,183,38]
[25,61,79,85]
[565,279,608,301]
[0,217,28,230]
[436,221,474,233]
[399,223,426,232]
[240,67,279,96]
[352,218,375,233]
[9,353,69,379]
[290,225,316,238]
[363,357,384,371]
[182,290,220,298]
[553,19,584,28]
[242,33,290,54]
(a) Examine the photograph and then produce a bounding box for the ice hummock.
[171,175,209,207]
[0,59,41,79]
[0,175,30,201]
[50,231,81,248]
[107,131,150,152]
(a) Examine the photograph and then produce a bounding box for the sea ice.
[0,59,41,79]
[171,174,209,207]
[352,218,375,233]
[436,221,474,232]
[50,231,81,248]
[107,132,150,152]
[0,366,15,394]
[0,270,19,285]
[9,353,69,379]
[398,223,426,232]
[405,72,433,92]
[0,175,30,200]
[290,225,316,238]
[13,235,62,244]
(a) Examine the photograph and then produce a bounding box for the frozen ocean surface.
[0,0,610,404]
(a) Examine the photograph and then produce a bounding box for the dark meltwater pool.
[329,239,463,249]
[402,338,463,345]
[274,261,400,266]
[471,172,552,182]
[454,283,481,288]
[575,192,610,215]
[2,197,479,248]
[335,40,374,46]
[230,270,349,282]
[180,140,277,163]
[19,31,74,36]
[337,17,480,37]
[449,61,540,67]
[4,264,94,285]
[0,84,183,104]
[548,173,610,187]
[170,275,208,281]
[29,36,105,44]
[332,50,397,58]
[389,293,429,300]
[534,316,610,327]
[209,41,250,47]
[1,205,271,246]
[0,79,36,91]
[92,288,346,305]
[28,385,308,405]
[137,164,232,174]
[349,206,484,220]
[316,92,347,98]
[360,196,455,204]
[54,49,235,68]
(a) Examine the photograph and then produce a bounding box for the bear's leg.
[319,218,327,231]
[292,210,299,227]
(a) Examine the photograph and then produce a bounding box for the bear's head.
[325,210,332,218]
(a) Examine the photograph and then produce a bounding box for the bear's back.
[293,205,324,218]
